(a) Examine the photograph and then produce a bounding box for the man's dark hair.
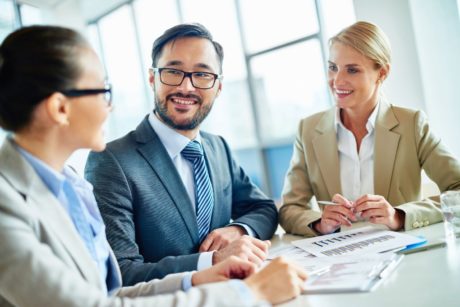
[151,23,224,73]
[0,25,88,132]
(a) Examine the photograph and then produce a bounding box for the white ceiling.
[19,0,68,9]
[18,0,127,21]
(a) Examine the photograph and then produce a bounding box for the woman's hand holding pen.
[314,194,406,234]
[354,194,405,230]
[314,194,357,235]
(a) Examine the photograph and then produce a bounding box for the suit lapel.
[0,140,101,288]
[312,109,342,198]
[201,137,222,230]
[374,102,400,199]
[135,118,199,244]
[31,187,102,286]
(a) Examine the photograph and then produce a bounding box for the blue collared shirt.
[13,140,255,301]
[15,143,112,294]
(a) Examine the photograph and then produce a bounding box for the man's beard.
[154,92,214,130]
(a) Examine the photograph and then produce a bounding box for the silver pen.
[396,241,446,255]
[317,201,340,206]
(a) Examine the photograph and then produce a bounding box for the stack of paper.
[302,253,403,293]
[273,226,424,293]
[267,245,329,275]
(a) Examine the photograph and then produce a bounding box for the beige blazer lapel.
[0,140,102,289]
[374,102,401,199]
[312,109,342,198]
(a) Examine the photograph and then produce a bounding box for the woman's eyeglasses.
[62,83,112,106]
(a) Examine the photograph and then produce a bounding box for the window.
[97,5,149,140]
[0,0,19,143]
[19,3,43,25]
[235,0,356,197]
[0,0,17,42]
[181,0,257,149]
[83,0,355,198]
[86,24,103,59]
[133,0,180,71]
[250,39,329,143]
[239,0,319,53]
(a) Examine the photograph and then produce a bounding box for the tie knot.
[181,141,203,161]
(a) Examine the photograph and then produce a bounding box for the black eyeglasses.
[153,67,222,89]
[62,84,112,106]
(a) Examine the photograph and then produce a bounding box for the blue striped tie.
[181,141,214,242]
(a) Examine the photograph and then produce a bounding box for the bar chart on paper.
[292,226,425,257]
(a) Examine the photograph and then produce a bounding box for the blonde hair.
[329,21,391,69]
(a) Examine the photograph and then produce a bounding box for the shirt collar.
[334,101,380,133]
[12,139,93,197]
[14,142,65,197]
[148,111,202,159]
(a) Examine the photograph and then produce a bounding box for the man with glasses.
[85,23,278,286]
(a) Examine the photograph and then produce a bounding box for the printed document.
[302,253,404,293]
[292,226,424,257]
[267,245,330,274]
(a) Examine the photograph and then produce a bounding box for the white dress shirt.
[335,103,379,202]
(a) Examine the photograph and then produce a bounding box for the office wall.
[409,0,460,158]
[353,0,460,159]
[353,0,426,111]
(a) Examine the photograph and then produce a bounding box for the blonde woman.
[280,21,460,237]
[0,25,306,306]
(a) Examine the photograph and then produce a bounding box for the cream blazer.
[0,139,254,307]
[280,102,460,237]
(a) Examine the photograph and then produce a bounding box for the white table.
[271,223,460,307]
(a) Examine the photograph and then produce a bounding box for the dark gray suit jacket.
[85,116,278,286]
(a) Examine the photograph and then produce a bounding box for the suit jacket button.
[413,221,420,228]
[424,220,430,226]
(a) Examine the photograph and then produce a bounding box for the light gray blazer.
[0,139,255,307]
